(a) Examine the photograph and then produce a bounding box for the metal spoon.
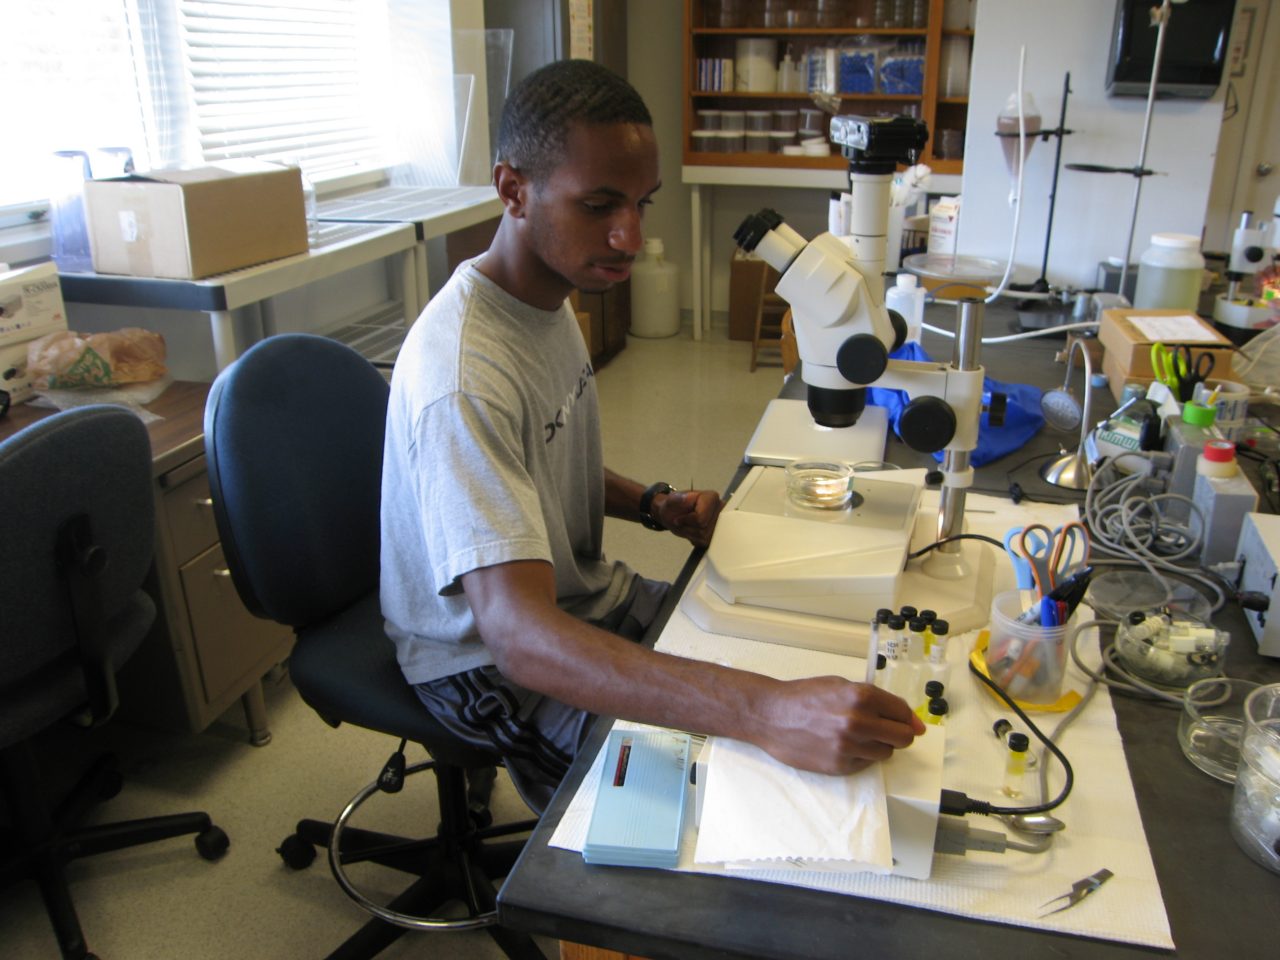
[1000,812,1066,836]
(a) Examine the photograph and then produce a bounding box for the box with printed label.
[84,160,308,280]
[0,262,68,350]
[1098,307,1234,400]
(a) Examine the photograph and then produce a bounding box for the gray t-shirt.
[380,260,634,684]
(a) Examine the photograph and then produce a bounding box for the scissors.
[1008,523,1090,598]
[1150,342,1215,402]
[1040,868,1113,916]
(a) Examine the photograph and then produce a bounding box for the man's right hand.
[751,677,926,775]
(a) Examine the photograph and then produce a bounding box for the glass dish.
[784,460,853,509]
[1178,677,1260,783]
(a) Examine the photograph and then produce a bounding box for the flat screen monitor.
[1106,0,1237,99]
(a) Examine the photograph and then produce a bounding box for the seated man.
[380,59,924,814]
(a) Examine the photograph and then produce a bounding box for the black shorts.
[413,575,670,814]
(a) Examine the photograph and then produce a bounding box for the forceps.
[1040,868,1113,916]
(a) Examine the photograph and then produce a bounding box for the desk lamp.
[1040,337,1096,489]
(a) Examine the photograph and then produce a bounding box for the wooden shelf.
[692,91,923,101]
[684,1,970,175]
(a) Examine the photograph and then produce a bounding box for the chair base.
[278,761,543,960]
[1,744,227,960]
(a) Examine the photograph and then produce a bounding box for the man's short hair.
[497,59,652,183]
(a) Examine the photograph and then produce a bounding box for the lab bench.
[496,303,1280,960]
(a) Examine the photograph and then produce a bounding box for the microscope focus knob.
[886,309,908,351]
[985,391,1008,427]
[836,334,889,385]
[899,396,957,453]
[1244,245,1265,264]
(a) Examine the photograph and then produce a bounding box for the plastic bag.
[27,327,167,390]
[866,341,1045,467]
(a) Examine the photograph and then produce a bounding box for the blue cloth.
[865,342,1044,467]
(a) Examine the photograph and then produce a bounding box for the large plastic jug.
[630,238,680,338]
[885,271,926,341]
[1133,233,1205,311]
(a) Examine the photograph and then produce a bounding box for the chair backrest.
[204,334,389,629]
[0,405,155,741]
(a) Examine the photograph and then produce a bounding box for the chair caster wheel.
[277,833,317,869]
[468,803,494,830]
[196,825,230,861]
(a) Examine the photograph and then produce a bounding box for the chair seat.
[289,594,500,770]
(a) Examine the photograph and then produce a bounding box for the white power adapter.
[1236,513,1280,657]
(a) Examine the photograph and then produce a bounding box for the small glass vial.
[884,615,906,661]
[916,680,945,719]
[923,697,948,725]
[1002,732,1030,798]
[907,617,928,662]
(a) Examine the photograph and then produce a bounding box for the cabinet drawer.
[162,464,219,562]
[180,542,293,705]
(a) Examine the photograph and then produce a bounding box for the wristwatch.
[638,481,673,531]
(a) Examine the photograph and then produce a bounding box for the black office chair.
[203,334,543,960]
[0,405,228,960]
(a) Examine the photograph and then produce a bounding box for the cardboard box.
[84,160,308,279]
[1097,307,1234,401]
[0,262,67,349]
[729,253,780,341]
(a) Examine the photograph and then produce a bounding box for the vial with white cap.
[885,272,926,342]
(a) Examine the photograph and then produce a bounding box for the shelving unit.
[683,0,973,175]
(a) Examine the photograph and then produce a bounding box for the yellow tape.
[970,630,1082,713]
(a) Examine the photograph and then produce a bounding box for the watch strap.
[638,481,673,531]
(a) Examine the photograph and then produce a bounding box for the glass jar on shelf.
[706,0,744,28]
[838,36,880,95]
[815,0,847,29]
[910,0,928,28]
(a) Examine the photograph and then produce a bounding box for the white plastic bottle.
[885,272,926,342]
[629,238,681,338]
[1133,233,1205,311]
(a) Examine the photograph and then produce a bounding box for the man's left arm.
[604,467,722,548]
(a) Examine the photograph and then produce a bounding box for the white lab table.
[316,185,502,314]
[59,221,419,371]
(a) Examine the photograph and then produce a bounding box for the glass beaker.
[48,151,95,273]
[1230,683,1280,874]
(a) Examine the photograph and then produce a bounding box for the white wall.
[961,0,1226,289]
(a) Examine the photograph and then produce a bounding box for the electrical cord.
[920,318,1100,344]
[983,45,1027,305]
[940,661,1075,818]
[906,532,1006,559]
[1082,452,1229,612]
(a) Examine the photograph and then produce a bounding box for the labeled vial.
[928,619,950,665]
[884,615,906,661]
[1002,732,1030,798]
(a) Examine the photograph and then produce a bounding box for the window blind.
[177,0,388,178]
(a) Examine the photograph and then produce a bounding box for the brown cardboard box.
[84,161,308,279]
[729,253,780,341]
[1097,308,1234,401]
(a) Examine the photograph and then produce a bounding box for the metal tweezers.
[1040,868,1113,916]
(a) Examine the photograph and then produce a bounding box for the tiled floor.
[1,325,784,960]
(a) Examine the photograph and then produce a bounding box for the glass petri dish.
[785,460,853,509]
[902,252,1003,283]
[1179,677,1261,783]
[1086,570,1215,624]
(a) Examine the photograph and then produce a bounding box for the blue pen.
[1040,596,1059,627]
